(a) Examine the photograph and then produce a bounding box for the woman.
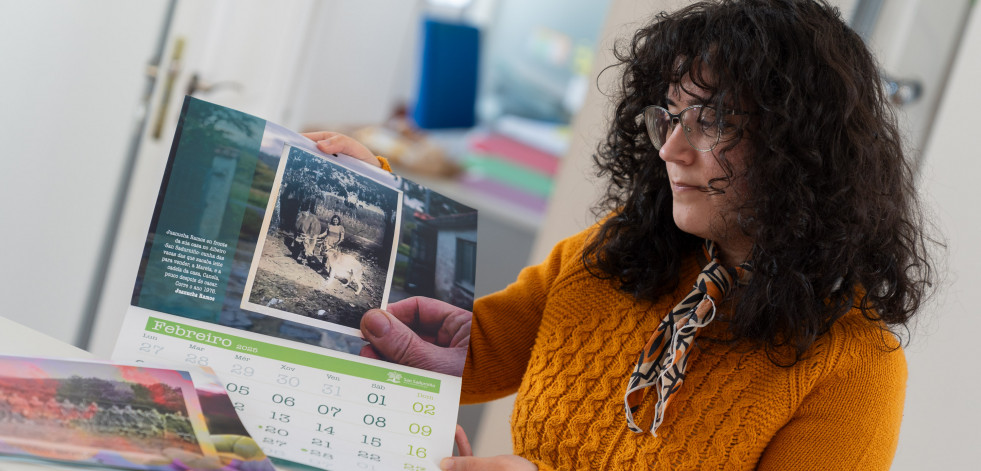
[306,0,934,469]
[324,214,345,250]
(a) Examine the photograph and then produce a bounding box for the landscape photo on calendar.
[0,356,214,469]
[242,145,403,337]
[132,97,479,364]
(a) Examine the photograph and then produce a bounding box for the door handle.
[882,73,922,107]
[185,73,243,96]
[150,37,185,140]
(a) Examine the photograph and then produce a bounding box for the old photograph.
[243,145,402,337]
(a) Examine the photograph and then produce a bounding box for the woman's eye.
[698,118,720,132]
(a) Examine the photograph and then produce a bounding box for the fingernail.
[439,458,455,471]
[363,310,391,337]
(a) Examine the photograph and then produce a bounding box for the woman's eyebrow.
[665,94,709,108]
[682,91,710,105]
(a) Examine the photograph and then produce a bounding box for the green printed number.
[408,423,431,436]
[406,445,427,459]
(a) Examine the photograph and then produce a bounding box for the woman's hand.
[439,455,538,470]
[301,131,381,167]
[360,296,471,376]
[439,425,537,471]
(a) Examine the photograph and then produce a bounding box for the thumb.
[361,309,447,371]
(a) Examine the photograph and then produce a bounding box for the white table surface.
[0,316,94,360]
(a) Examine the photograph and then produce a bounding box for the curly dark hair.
[582,0,935,364]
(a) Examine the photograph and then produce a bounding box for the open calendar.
[112,97,478,471]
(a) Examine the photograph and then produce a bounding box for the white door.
[861,0,972,164]
[0,0,170,345]
[87,0,319,356]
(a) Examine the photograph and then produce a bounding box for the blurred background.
[0,0,977,467]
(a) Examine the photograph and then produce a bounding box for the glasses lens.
[695,107,722,138]
[644,105,733,152]
[644,106,671,150]
[680,106,721,152]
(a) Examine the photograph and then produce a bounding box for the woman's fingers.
[455,425,473,457]
[301,131,380,167]
[439,455,538,471]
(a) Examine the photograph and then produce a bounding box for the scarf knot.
[623,240,751,435]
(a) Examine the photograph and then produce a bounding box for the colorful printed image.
[186,369,274,471]
[242,145,403,337]
[0,356,275,471]
[0,356,213,469]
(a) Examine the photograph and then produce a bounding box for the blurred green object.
[461,154,554,197]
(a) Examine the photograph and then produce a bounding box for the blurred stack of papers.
[460,115,569,216]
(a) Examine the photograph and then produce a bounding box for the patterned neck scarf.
[624,240,751,435]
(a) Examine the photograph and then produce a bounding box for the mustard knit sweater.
[462,225,906,470]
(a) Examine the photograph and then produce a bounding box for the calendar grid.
[118,310,458,471]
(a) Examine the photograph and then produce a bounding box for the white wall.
[893,3,981,468]
[285,0,423,131]
[863,0,970,164]
[0,0,167,344]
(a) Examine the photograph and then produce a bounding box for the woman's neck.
[716,238,752,267]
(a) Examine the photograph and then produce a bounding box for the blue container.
[412,18,480,129]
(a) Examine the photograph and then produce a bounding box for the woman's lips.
[671,180,701,191]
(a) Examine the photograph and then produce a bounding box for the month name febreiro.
[148,318,234,347]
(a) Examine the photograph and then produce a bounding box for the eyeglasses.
[642,104,745,152]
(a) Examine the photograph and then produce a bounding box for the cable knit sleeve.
[460,228,590,404]
[757,315,907,470]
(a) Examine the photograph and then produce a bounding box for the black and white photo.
[242,145,402,337]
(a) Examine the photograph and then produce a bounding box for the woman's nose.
[659,123,694,164]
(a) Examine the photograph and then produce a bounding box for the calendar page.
[112,97,478,471]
